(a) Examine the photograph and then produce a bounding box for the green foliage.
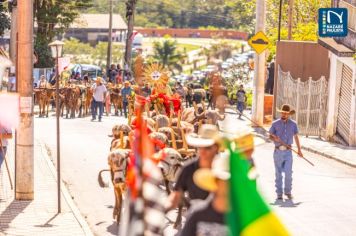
[152,39,185,72]
[62,38,123,67]
[63,38,93,55]
[92,42,123,67]
[34,35,54,68]
[34,0,92,68]
[266,0,330,60]
[84,0,257,33]
[0,1,10,36]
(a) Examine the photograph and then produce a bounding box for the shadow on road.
[34,213,60,228]
[270,199,302,208]
[0,200,31,232]
[106,221,119,235]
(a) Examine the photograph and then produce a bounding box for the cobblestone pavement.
[0,139,93,236]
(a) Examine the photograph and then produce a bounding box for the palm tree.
[152,39,185,73]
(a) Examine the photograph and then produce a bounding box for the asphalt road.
[34,112,356,236]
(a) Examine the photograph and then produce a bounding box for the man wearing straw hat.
[166,124,221,210]
[269,104,303,200]
[91,77,107,122]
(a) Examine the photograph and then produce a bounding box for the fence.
[276,66,329,137]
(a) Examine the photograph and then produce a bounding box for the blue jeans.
[273,149,293,196]
[91,99,104,120]
[0,147,7,169]
[123,101,129,118]
[237,102,245,114]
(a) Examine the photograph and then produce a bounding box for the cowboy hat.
[277,104,295,115]
[185,124,221,148]
[193,152,230,192]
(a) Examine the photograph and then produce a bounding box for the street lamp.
[48,40,64,213]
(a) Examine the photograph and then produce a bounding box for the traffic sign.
[248,31,271,54]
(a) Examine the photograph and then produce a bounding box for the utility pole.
[251,0,266,126]
[9,0,18,63]
[106,0,113,71]
[288,0,294,40]
[16,0,34,200]
[124,0,137,74]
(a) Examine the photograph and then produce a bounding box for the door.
[336,64,353,144]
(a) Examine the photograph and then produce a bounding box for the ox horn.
[98,169,110,188]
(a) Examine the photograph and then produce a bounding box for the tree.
[63,38,94,64]
[0,1,10,36]
[210,40,240,61]
[92,42,123,67]
[152,39,185,73]
[34,0,92,68]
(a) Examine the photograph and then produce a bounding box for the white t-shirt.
[92,84,107,102]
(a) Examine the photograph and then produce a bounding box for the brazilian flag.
[227,143,290,236]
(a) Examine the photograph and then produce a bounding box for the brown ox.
[34,88,54,117]
[110,85,123,116]
[83,86,93,117]
[98,149,130,224]
[60,86,82,118]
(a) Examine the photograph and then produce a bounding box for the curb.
[301,146,356,168]
[38,141,95,236]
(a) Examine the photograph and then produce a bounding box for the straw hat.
[193,152,230,192]
[276,104,295,115]
[96,77,105,84]
[185,124,221,148]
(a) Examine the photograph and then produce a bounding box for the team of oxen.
[98,95,226,227]
[33,83,124,118]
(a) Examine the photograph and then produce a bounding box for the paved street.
[34,114,124,236]
[31,112,356,236]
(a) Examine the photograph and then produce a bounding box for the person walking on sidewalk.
[236,85,247,119]
[91,77,107,122]
[269,104,303,200]
[0,124,12,169]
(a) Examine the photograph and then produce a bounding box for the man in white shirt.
[91,77,107,122]
[0,124,12,169]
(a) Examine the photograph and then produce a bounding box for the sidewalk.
[300,136,356,168]
[0,139,93,236]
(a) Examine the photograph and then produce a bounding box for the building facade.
[322,0,356,146]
